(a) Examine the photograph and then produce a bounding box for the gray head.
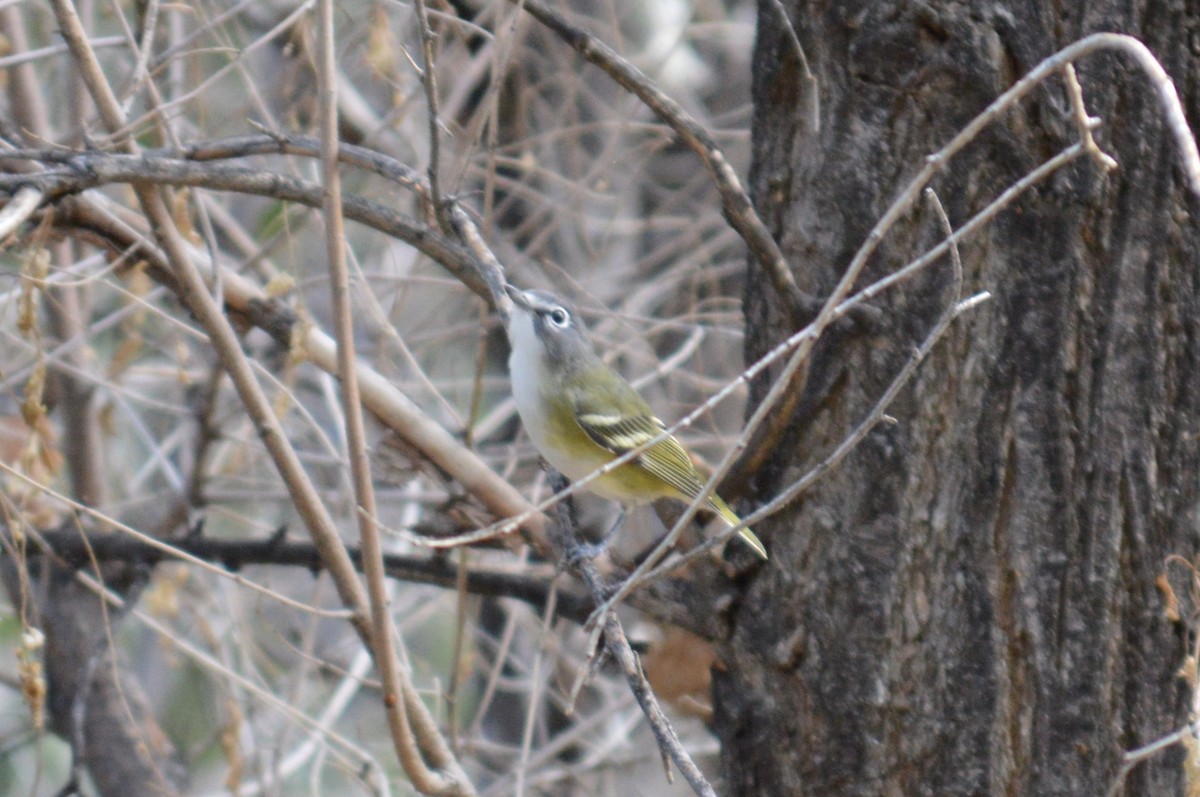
[505,285,597,373]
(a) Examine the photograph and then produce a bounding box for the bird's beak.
[505,284,530,309]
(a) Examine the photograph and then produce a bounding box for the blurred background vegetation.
[0,0,765,794]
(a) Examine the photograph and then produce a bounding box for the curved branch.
[42,196,551,554]
[511,0,818,327]
[0,148,490,300]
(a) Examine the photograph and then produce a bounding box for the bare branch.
[547,472,718,797]
[511,0,819,327]
[49,0,375,648]
[316,0,474,789]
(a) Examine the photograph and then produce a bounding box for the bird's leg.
[569,508,626,563]
[603,507,626,543]
[545,467,612,566]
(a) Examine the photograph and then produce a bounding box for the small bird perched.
[505,285,767,559]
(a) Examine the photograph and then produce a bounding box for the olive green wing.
[570,386,705,500]
[570,379,769,559]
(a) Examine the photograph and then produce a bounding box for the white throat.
[508,308,553,449]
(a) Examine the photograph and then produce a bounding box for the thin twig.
[0,35,126,72]
[1062,63,1118,172]
[414,0,446,223]
[119,0,160,114]
[316,1,473,792]
[447,203,511,315]
[511,0,818,326]
[513,583,558,796]
[764,0,819,133]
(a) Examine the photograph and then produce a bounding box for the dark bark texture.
[715,2,1200,795]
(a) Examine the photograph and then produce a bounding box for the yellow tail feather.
[708,494,768,560]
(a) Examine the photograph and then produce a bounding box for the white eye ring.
[548,308,569,327]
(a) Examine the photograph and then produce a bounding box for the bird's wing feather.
[567,371,769,559]
[573,401,704,500]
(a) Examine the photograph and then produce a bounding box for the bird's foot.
[564,509,625,566]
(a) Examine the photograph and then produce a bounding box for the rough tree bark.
[716,2,1200,795]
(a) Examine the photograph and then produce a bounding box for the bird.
[505,284,767,559]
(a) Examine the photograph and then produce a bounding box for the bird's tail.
[707,494,768,560]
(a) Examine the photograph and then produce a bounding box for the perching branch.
[546,472,717,797]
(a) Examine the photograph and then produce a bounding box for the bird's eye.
[548,308,569,328]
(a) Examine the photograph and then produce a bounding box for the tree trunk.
[716,3,1200,795]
